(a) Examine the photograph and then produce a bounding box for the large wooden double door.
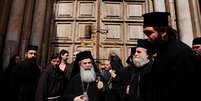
[50,0,149,66]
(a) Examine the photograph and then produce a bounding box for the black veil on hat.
[192,37,201,45]
[126,47,136,64]
[131,47,136,56]
[70,50,99,78]
[143,12,170,28]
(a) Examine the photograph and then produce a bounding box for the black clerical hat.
[137,39,155,56]
[76,50,93,62]
[25,45,38,52]
[137,39,150,49]
[143,12,170,28]
[131,47,136,55]
[192,37,201,45]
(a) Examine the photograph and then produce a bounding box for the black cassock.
[63,74,105,101]
[9,59,41,101]
[35,65,65,101]
[147,37,201,101]
[117,60,153,101]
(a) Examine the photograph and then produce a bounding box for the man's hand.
[109,70,117,78]
[74,95,87,101]
[97,80,104,89]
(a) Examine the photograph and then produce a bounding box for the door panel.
[51,0,148,66]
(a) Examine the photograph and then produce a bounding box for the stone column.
[176,0,194,46]
[41,0,54,68]
[153,0,166,12]
[19,0,35,60]
[2,0,26,70]
[189,0,201,37]
[0,0,12,66]
[30,0,47,65]
[167,0,177,30]
[146,0,154,12]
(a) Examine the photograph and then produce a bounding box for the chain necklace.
[81,80,89,100]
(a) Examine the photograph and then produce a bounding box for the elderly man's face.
[132,47,149,67]
[134,47,148,59]
[79,58,93,70]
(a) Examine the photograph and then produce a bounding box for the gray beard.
[134,57,150,68]
[80,66,96,83]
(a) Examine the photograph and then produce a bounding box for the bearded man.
[118,39,154,101]
[192,37,201,58]
[142,12,201,101]
[9,45,41,101]
[63,51,105,101]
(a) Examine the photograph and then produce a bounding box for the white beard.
[134,57,150,68]
[80,66,96,83]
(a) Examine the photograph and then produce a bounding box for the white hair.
[80,66,96,82]
[133,57,150,68]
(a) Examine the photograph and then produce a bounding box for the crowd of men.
[1,12,201,101]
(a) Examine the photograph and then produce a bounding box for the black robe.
[110,55,124,74]
[9,59,41,101]
[62,63,72,91]
[146,37,201,101]
[63,74,105,101]
[102,70,120,101]
[63,63,73,81]
[117,60,153,101]
[35,64,65,101]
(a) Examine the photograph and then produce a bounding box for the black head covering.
[70,50,99,78]
[131,47,136,56]
[126,47,136,64]
[137,39,150,49]
[137,39,155,56]
[192,37,201,45]
[143,12,170,28]
[25,45,38,52]
[76,51,93,62]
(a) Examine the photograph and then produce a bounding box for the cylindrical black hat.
[137,39,155,56]
[25,45,38,52]
[76,50,93,62]
[192,37,201,45]
[143,12,170,28]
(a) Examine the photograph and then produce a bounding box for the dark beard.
[28,57,37,63]
[150,36,167,52]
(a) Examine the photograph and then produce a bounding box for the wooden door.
[50,0,149,66]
